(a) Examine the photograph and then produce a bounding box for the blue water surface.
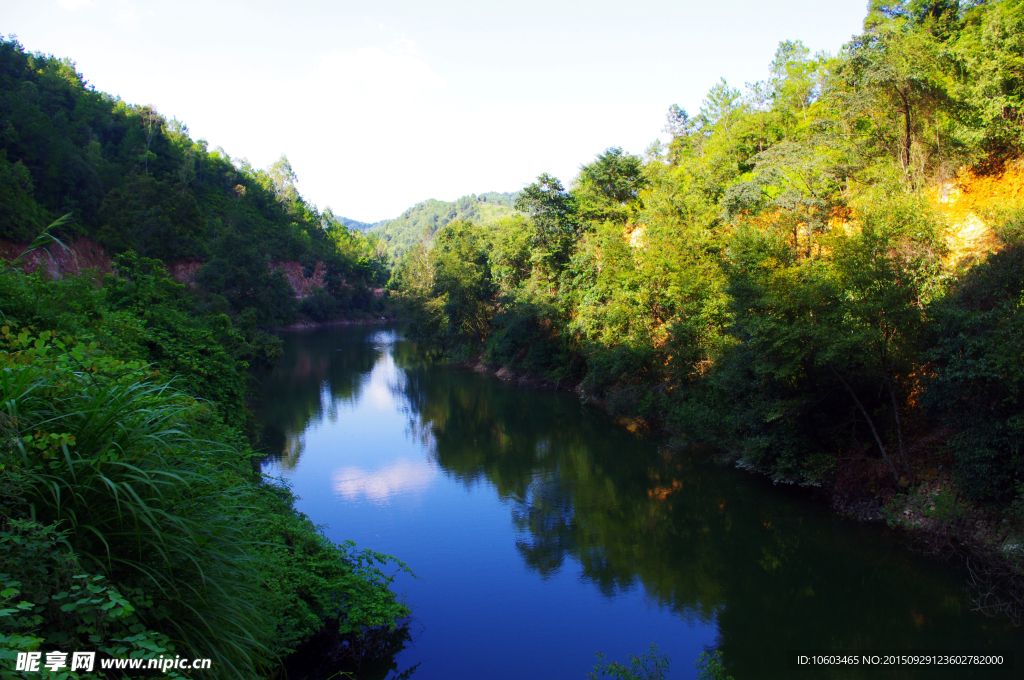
[256,325,1020,680]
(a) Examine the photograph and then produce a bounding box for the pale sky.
[3,0,868,222]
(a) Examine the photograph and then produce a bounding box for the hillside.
[0,35,410,679]
[338,216,375,232]
[0,37,389,328]
[370,192,519,258]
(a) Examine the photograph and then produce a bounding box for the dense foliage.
[395,0,1024,521]
[371,192,518,259]
[0,249,409,678]
[2,0,1024,670]
[0,31,410,674]
[925,224,1024,501]
[0,35,389,327]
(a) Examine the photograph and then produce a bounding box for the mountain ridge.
[343,191,520,258]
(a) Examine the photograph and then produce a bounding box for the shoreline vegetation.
[273,315,399,332]
[1,0,1023,677]
[389,1,1024,626]
[0,271,412,678]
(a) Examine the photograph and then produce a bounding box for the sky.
[3,0,869,222]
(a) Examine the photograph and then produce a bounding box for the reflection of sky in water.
[262,328,434,498]
[332,458,437,502]
[328,340,434,501]
[364,352,400,410]
[258,326,1019,680]
[260,328,722,679]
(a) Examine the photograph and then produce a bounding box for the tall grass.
[0,336,272,676]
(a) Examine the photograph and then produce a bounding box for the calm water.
[255,325,1021,679]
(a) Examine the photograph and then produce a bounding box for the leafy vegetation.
[393,0,1024,584]
[925,216,1024,501]
[371,192,519,259]
[0,30,412,672]
[0,276,410,677]
[588,644,670,680]
[586,646,733,680]
[3,0,1024,673]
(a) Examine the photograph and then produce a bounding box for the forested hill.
[370,192,519,258]
[392,0,1024,595]
[338,216,375,232]
[0,35,411,678]
[0,36,389,327]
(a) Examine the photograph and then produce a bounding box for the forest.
[1,0,1024,676]
[392,0,1024,610]
[369,192,518,259]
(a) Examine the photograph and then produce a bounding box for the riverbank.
[454,350,1024,627]
[882,470,1024,626]
[0,255,411,678]
[273,314,399,331]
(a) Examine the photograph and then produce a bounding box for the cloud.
[333,458,437,502]
[56,0,93,9]
[316,37,445,101]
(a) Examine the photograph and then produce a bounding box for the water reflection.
[389,335,1020,678]
[333,459,438,502]
[256,326,1021,679]
[255,327,394,464]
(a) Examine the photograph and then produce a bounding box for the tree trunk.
[832,368,900,482]
[901,93,912,174]
[885,375,910,481]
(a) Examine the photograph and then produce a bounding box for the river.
[254,325,1020,679]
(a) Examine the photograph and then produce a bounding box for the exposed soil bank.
[0,237,335,300]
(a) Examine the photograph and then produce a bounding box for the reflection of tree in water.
[276,431,305,470]
[392,349,1020,679]
[512,472,576,578]
[259,327,1020,678]
[254,327,390,463]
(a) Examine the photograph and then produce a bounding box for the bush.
[926,230,1024,502]
[0,329,271,675]
[0,520,187,680]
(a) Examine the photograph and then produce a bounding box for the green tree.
[0,152,49,242]
[575,147,648,224]
[950,0,1024,157]
[428,221,494,353]
[832,16,953,183]
[267,154,299,212]
[515,173,579,271]
[925,219,1024,501]
[196,231,297,326]
[96,174,206,260]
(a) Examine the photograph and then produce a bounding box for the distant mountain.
[370,192,520,258]
[337,216,375,232]
[476,191,518,207]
